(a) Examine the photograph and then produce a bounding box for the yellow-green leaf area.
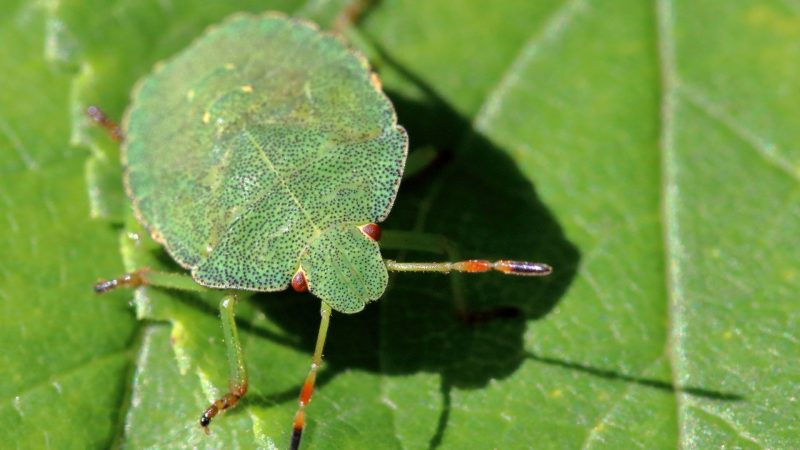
[124,13,408,309]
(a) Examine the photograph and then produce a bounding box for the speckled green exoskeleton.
[91,12,552,450]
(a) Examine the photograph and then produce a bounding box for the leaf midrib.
[655,0,685,447]
[466,0,684,447]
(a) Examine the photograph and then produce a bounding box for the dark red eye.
[291,270,308,292]
[359,223,381,241]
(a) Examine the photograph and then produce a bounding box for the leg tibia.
[200,294,248,433]
[380,230,458,256]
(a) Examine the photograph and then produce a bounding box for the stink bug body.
[93,12,551,449]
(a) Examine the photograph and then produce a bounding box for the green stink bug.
[91,12,551,450]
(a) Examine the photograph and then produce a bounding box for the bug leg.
[94,269,207,294]
[332,0,373,33]
[402,146,446,180]
[86,105,124,142]
[290,303,332,450]
[200,294,248,433]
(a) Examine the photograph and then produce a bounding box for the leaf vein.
[579,356,666,450]
[681,85,800,184]
[689,405,767,450]
[0,112,38,171]
[1,348,131,407]
[473,0,589,130]
[655,0,686,448]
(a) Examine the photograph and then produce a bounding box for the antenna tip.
[495,260,552,276]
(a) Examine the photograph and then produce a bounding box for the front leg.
[94,272,248,431]
[93,268,206,293]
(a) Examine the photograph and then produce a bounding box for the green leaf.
[0,2,135,448]
[2,0,797,449]
[363,0,799,447]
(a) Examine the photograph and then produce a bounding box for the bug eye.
[359,223,381,241]
[291,270,308,292]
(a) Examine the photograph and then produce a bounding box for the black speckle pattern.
[124,14,408,312]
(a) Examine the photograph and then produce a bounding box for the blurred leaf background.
[1,0,798,448]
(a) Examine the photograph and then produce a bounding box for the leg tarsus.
[402,145,445,180]
[94,268,149,293]
[200,381,248,433]
[86,105,124,142]
[332,0,372,33]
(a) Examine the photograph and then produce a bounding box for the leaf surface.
[1,0,797,449]
[0,2,135,447]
